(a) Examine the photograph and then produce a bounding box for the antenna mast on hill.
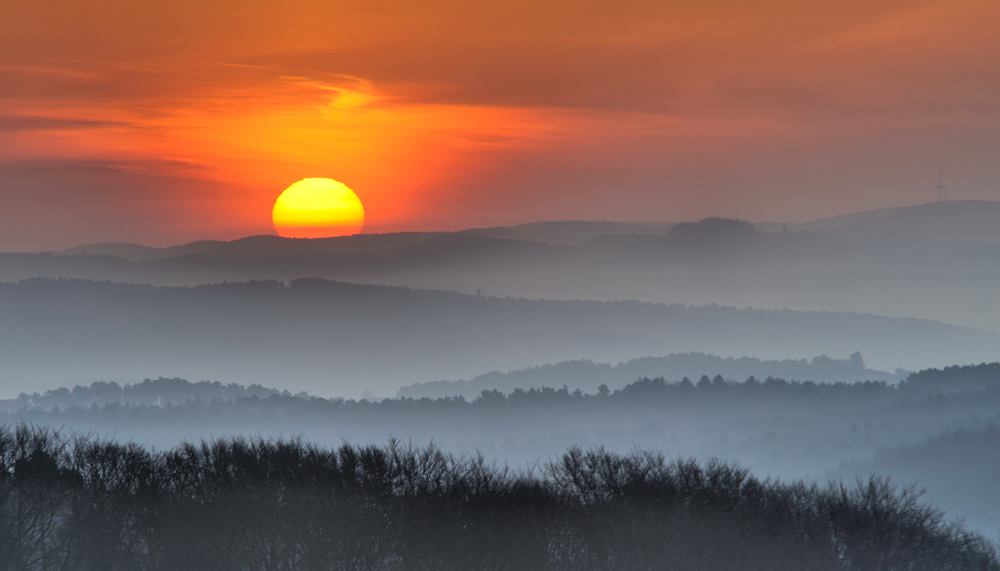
[936,170,946,202]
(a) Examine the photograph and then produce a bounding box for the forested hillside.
[398,351,898,398]
[2,378,293,410]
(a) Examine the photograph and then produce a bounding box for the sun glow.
[272,178,364,238]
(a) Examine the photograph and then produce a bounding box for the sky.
[1,0,999,250]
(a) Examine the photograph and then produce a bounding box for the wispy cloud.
[0,115,127,132]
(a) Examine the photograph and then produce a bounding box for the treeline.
[0,426,995,571]
[5,378,294,410]
[0,376,908,419]
[396,351,897,399]
[900,363,1000,395]
[9,362,997,415]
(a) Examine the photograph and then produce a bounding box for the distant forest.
[397,351,900,398]
[7,362,999,412]
[4,377,299,410]
[0,426,996,571]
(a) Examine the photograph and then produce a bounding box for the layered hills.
[0,277,992,398]
[0,201,997,331]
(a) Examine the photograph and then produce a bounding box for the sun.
[272,178,365,238]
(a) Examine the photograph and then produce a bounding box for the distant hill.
[58,232,441,261]
[55,220,674,260]
[667,217,758,244]
[462,220,674,245]
[0,377,295,411]
[795,200,1000,244]
[0,278,993,398]
[52,201,1000,261]
[397,352,901,399]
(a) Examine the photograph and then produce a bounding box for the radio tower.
[936,170,946,202]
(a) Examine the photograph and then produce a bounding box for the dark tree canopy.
[0,426,995,571]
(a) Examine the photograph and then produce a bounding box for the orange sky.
[1,0,999,249]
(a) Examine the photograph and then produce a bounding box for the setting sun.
[272,178,365,238]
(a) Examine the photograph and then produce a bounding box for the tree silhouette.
[0,425,994,571]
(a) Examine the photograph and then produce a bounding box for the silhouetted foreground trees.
[0,426,995,571]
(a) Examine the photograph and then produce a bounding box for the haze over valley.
[0,271,994,399]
